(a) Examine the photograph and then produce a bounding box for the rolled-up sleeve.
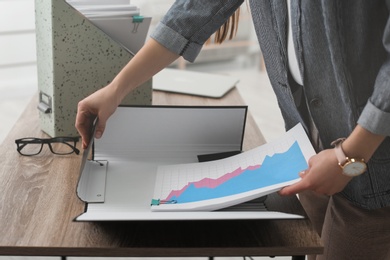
[358,3,390,137]
[358,100,390,136]
[150,0,244,62]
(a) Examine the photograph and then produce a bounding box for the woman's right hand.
[75,39,181,149]
[75,85,121,149]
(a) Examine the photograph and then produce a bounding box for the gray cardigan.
[151,0,390,210]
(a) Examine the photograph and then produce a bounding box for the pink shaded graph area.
[165,164,261,201]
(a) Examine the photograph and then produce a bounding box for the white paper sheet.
[151,124,315,211]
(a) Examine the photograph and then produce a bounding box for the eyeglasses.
[15,137,80,156]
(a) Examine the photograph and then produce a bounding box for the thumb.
[279,179,308,196]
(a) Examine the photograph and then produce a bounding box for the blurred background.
[0,0,285,144]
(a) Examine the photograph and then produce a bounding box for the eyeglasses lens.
[18,139,43,155]
[50,141,76,155]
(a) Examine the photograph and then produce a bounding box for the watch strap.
[331,137,347,166]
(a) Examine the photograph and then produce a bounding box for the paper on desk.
[151,123,316,212]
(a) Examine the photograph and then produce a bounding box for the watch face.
[343,161,367,177]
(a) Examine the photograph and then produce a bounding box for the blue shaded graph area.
[171,141,307,203]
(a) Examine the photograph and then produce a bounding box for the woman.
[76,1,390,259]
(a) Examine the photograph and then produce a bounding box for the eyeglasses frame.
[15,136,80,156]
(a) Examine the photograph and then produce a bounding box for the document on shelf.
[65,0,151,54]
[66,0,131,6]
[89,16,151,53]
[151,123,316,212]
[66,0,139,17]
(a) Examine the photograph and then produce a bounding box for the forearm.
[109,38,180,104]
[342,124,386,162]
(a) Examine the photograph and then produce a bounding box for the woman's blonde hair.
[209,8,240,44]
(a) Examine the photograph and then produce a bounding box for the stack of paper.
[66,0,151,53]
[66,0,140,18]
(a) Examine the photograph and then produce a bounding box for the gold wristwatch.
[331,138,367,177]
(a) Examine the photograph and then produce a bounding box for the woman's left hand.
[279,148,352,196]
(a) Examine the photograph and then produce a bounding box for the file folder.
[75,106,305,221]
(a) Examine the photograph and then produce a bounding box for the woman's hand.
[75,39,180,149]
[75,85,121,149]
[279,149,352,196]
[280,125,385,196]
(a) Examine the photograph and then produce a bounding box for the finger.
[75,112,94,149]
[80,124,92,149]
[94,120,106,139]
[299,170,307,178]
[279,179,309,196]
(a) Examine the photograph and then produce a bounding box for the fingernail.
[95,131,102,138]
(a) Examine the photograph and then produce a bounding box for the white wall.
[0,0,38,100]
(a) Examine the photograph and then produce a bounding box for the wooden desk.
[0,89,322,258]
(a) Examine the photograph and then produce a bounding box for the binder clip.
[132,15,144,33]
[151,199,177,206]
